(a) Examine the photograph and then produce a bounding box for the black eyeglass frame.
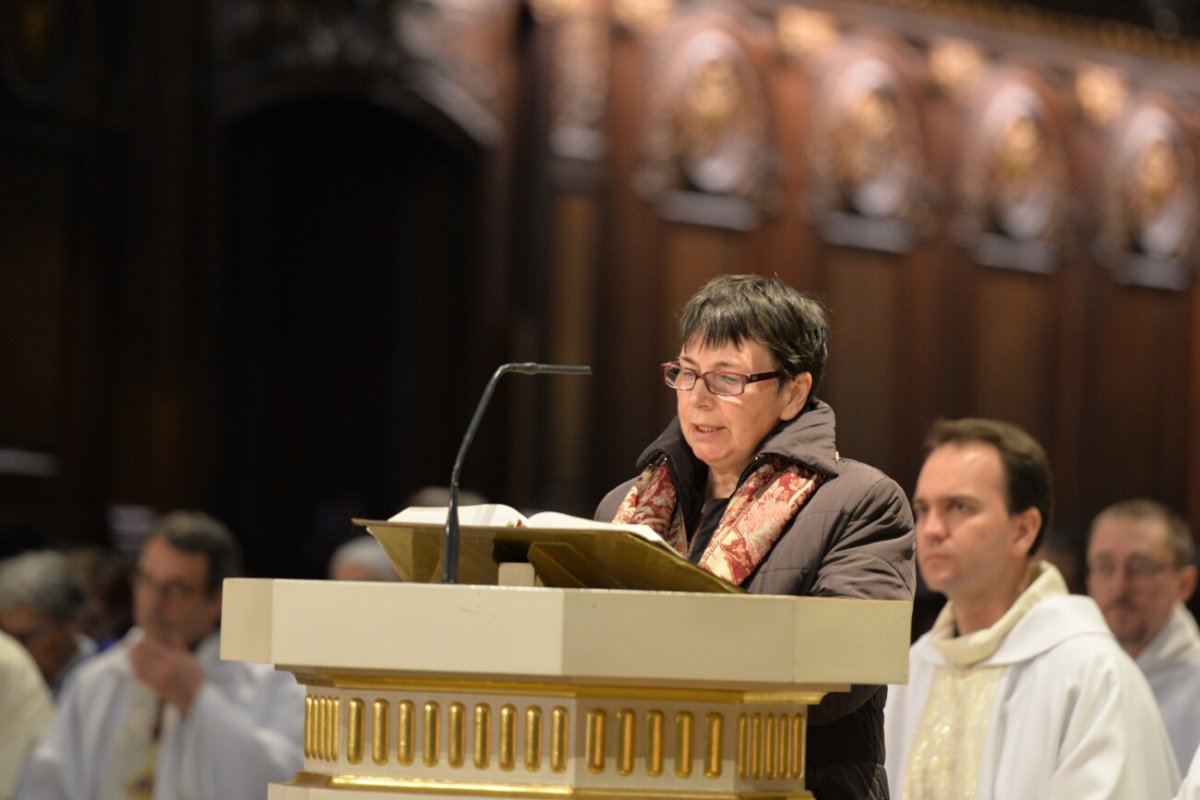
[660,361,783,396]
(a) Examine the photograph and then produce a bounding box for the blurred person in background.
[0,550,96,699]
[65,546,133,651]
[1087,499,1200,773]
[18,510,304,800]
[327,535,399,581]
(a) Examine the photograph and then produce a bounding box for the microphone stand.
[443,362,591,584]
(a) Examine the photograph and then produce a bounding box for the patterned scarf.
[611,455,823,585]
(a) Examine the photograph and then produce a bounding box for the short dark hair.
[678,274,831,393]
[148,511,243,595]
[924,418,1054,554]
[1091,499,1195,569]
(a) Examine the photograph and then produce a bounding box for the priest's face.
[133,536,222,648]
[1086,515,1196,658]
[913,442,1039,610]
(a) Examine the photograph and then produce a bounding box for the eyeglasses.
[1086,559,1174,583]
[133,571,207,602]
[661,361,782,397]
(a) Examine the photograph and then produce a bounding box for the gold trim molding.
[299,687,813,796]
[288,770,815,798]
[291,672,835,703]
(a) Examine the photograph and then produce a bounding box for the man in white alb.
[18,511,304,800]
[884,418,1180,799]
[1087,499,1200,773]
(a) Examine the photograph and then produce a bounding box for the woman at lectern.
[595,273,914,800]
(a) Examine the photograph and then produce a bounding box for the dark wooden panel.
[820,249,903,473]
[591,30,665,495]
[213,99,484,577]
[545,192,602,513]
[972,268,1058,444]
[661,225,739,351]
[0,129,119,547]
[1191,287,1200,527]
[0,153,69,450]
[1078,280,1192,519]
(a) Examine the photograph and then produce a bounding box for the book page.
[388,504,527,527]
[525,511,667,546]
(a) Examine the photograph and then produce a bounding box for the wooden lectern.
[220,515,911,799]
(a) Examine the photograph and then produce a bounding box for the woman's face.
[676,337,811,485]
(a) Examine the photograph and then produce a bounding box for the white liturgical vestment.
[17,628,304,800]
[1177,744,1200,800]
[1138,603,1200,773]
[0,631,54,800]
[884,562,1180,800]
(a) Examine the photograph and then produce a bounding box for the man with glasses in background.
[18,510,304,800]
[1087,499,1200,773]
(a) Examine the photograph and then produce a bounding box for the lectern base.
[280,678,821,799]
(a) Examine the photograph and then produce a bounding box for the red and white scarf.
[612,456,822,586]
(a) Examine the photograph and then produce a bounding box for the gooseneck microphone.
[443,362,592,583]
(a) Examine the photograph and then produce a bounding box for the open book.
[357,504,740,594]
[388,503,665,544]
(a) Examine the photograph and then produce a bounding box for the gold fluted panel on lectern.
[473,704,491,769]
[675,711,693,778]
[422,702,439,767]
[617,709,636,775]
[397,701,414,765]
[525,706,543,771]
[550,706,569,773]
[499,704,517,771]
[347,699,365,765]
[705,712,724,778]
[372,700,389,766]
[448,703,466,768]
[647,709,665,776]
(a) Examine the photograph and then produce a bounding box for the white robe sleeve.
[15,715,74,800]
[172,667,304,800]
[14,661,101,800]
[0,638,55,800]
[1044,651,1180,799]
[1176,747,1200,800]
[882,682,913,799]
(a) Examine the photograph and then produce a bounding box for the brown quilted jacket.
[595,398,915,800]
